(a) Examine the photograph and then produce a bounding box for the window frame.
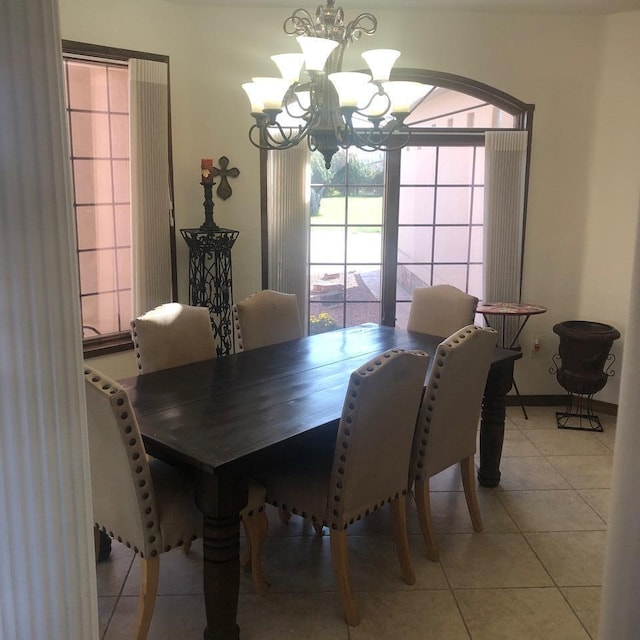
[62,40,178,358]
[259,68,534,331]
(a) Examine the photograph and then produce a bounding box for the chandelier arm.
[344,13,377,41]
[284,9,317,36]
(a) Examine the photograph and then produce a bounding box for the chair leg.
[460,456,483,532]
[414,479,439,562]
[390,494,415,585]
[329,529,360,626]
[134,556,159,640]
[242,510,270,595]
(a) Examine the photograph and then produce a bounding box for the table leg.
[478,359,515,488]
[195,473,248,640]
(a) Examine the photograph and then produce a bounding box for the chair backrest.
[407,285,479,338]
[84,366,162,558]
[410,325,497,482]
[233,290,302,351]
[327,349,430,530]
[131,302,216,374]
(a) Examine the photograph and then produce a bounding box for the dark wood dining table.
[120,323,520,639]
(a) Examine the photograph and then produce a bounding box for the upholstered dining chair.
[130,302,216,374]
[407,284,479,337]
[409,325,497,562]
[255,348,430,626]
[233,289,302,352]
[84,366,268,640]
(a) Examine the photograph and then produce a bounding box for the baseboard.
[506,394,618,416]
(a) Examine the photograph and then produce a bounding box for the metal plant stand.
[181,227,239,357]
[550,320,620,432]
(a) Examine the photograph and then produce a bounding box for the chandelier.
[242,1,430,168]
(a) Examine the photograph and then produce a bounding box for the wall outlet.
[532,336,541,354]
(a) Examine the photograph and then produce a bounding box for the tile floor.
[96,406,615,639]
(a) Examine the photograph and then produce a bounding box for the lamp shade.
[271,53,305,84]
[242,82,265,113]
[382,81,431,114]
[251,77,291,110]
[296,36,339,72]
[361,49,400,82]
[328,72,372,108]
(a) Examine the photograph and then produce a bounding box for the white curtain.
[483,130,528,346]
[267,146,311,332]
[0,0,98,637]
[599,200,640,638]
[130,59,173,317]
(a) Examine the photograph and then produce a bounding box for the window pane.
[469,226,483,263]
[399,187,435,224]
[469,264,483,301]
[76,206,115,250]
[310,227,345,263]
[437,147,475,184]
[82,293,117,336]
[70,112,111,158]
[472,187,484,223]
[79,249,117,293]
[346,302,380,327]
[312,191,345,225]
[66,62,108,110]
[309,302,344,333]
[112,159,130,203]
[347,226,381,264]
[73,159,114,204]
[474,149,485,183]
[435,187,472,224]
[310,265,345,301]
[433,226,470,263]
[110,113,130,158]
[398,264,431,296]
[107,66,129,112]
[394,301,411,329]
[346,265,380,302]
[116,247,132,290]
[398,226,432,263]
[114,204,131,246]
[347,187,382,224]
[432,264,468,290]
[400,146,436,184]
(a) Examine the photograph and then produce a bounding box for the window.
[62,42,176,357]
[309,148,384,333]
[263,70,533,335]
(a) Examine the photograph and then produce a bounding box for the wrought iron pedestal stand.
[181,227,239,357]
[550,320,620,432]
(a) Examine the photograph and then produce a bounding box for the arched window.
[262,69,534,334]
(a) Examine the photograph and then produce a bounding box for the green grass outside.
[312,196,383,227]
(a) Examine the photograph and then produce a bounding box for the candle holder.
[200,180,218,230]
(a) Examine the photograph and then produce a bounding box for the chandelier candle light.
[242,0,431,168]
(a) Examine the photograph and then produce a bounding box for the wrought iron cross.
[212,156,240,201]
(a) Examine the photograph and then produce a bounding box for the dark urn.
[553,320,620,395]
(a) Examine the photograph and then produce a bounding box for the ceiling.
[166,0,640,15]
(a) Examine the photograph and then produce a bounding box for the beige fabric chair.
[407,285,479,337]
[233,290,302,352]
[256,349,430,626]
[131,303,216,373]
[409,325,497,562]
[84,366,268,639]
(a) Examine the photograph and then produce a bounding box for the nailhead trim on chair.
[231,304,244,351]
[410,326,480,482]
[267,349,428,531]
[84,366,164,558]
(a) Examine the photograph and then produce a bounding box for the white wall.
[578,11,640,403]
[61,1,640,400]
